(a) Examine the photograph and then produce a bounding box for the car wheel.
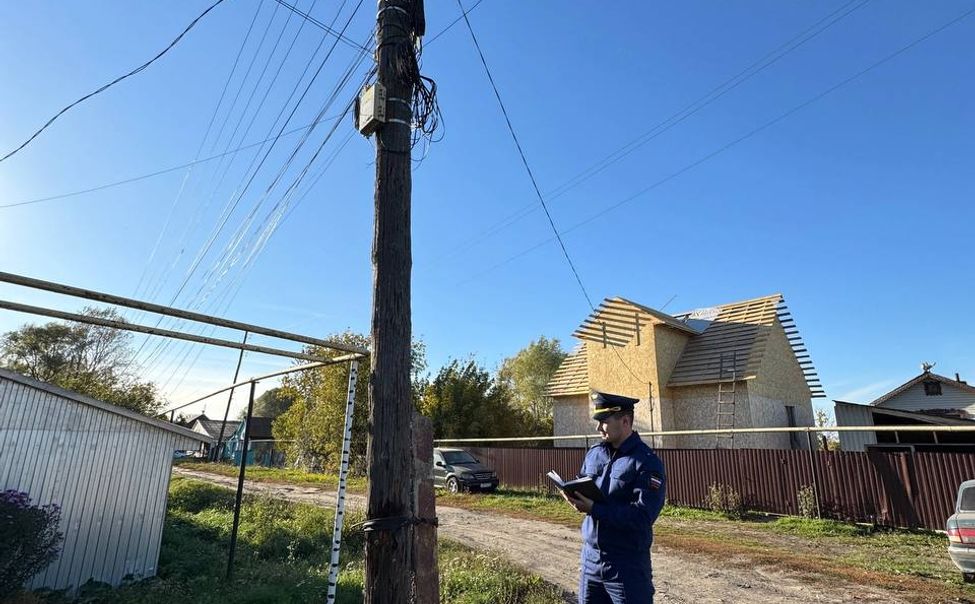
[446,477,459,494]
[964,572,975,584]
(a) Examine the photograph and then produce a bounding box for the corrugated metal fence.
[465,446,975,530]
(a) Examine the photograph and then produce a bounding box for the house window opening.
[785,405,799,449]
[923,380,943,396]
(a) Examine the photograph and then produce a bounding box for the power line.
[1,0,481,211]
[435,0,870,265]
[134,8,368,373]
[455,0,594,310]
[0,118,330,209]
[0,0,228,163]
[152,0,366,320]
[426,0,484,46]
[454,1,657,387]
[141,31,372,384]
[270,0,369,51]
[458,3,975,287]
[131,0,270,308]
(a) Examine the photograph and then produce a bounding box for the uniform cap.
[591,391,639,421]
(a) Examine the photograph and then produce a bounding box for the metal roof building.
[0,368,209,592]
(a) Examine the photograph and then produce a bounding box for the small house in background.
[186,414,240,458]
[835,365,975,452]
[223,417,284,467]
[0,368,209,592]
[546,294,823,449]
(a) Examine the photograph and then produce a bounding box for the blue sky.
[1,1,972,419]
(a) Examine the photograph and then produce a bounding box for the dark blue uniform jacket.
[580,431,666,566]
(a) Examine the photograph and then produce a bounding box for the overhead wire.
[158,49,371,396]
[270,0,370,51]
[145,22,372,390]
[456,3,975,287]
[138,2,346,372]
[0,114,346,210]
[167,0,366,309]
[0,0,484,211]
[453,0,662,386]
[0,0,228,163]
[134,0,298,365]
[435,0,871,265]
[454,0,594,309]
[135,0,283,314]
[131,0,269,315]
[135,0,365,370]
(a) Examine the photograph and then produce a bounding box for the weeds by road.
[176,460,368,493]
[437,488,972,603]
[173,463,974,602]
[20,477,563,604]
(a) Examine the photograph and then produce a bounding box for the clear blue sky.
[1,1,972,419]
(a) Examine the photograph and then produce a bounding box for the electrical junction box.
[356,82,386,136]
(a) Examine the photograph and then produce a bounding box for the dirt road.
[174,468,911,603]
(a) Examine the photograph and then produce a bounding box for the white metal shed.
[0,368,209,592]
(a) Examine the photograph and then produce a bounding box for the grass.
[25,478,564,604]
[435,485,974,604]
[175,461,369,494]
[169,464,975,602]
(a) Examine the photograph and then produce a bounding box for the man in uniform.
[561,391,666,603]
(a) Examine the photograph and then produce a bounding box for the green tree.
[272,332,427,474]
[248,387,299,419]
[815,408,840,451]
[498,336,566,421]
[0,308,161,415]
[418,358,552,442]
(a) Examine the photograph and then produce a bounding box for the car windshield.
[442,451,477,465]
[961,487,975,511]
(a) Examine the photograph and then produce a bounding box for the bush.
[796,484,817,518]
[168,477,236,513]
[0,490,64,598]
[704,483,745,519]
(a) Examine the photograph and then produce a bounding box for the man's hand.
[561,490,594,514]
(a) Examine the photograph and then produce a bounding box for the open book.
[547,471,605,503]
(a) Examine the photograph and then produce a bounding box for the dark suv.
[432,447,499,493]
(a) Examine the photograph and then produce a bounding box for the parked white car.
[947,479,975,582]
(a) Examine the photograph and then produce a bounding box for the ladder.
[715,350,738,449]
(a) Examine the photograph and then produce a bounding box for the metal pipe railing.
[434,423,975,445]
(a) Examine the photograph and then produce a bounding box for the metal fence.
[464,446,975,530]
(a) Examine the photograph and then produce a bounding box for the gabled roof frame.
[870,371,975,406]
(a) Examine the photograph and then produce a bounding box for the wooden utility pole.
[365,0,424,601]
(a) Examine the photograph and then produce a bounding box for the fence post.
[805,430,822,519]
[227,380,257,579]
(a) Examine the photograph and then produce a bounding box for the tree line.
[0,312,567,474]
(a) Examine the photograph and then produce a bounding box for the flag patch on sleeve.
[649,474,663,490]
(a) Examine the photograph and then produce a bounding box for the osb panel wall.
[553,394,592,448]
[651,325,690,439]
[585,324,654,430]
[669,383,784,449]
[584,323,691,438]
[652,325,690,388]
[749,394,801,449]
[749,319,814,437]
[672,384,735,448]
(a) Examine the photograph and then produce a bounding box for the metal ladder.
[715,350,738,449]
